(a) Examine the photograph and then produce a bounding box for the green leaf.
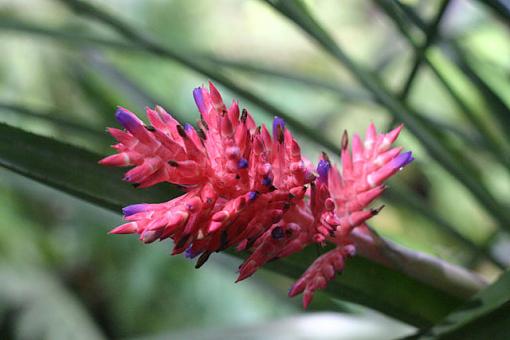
[4,5,503,272]
[276,0,510,228]
[0,102,108,141]
[0,264,106,340]
[0,122,477,327]
[444,42,510,139]
[417,270,510,339]
[375,0,510,168]
[398,0,452,99]
[52,0,340,154]
[0,122,172,211]
[477,0,510,27]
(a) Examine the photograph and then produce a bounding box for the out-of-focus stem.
[350,229,488,299]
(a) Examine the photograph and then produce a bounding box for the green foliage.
[0,122,463,328]
[417,270,510,339]
[0,0,509,338]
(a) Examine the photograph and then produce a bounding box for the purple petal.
[122,203,149,217]
[184,244,201,259]
[316,159,330,184]
[390,151,414,170]
[193,87,206,114]
[248,191,258,201]
[184,123,194,132]
[115,107,142,133]
[271,226,285,240]
[237,158,248,169]
[272,116,285,140]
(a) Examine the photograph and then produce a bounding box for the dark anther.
[241,109,248,123]
[321,151,330,162]
[262,177,272,187]
[201,118,209,130]
[168,160,179,167]
[195,251,211,269]
[176,234,190,249]
[341,130,349,150]
[238,158,249,169]
[235,174,240,179]
[248,191,259,201]
[277,126,284,144]
[246,237,257,250]
[283,202,291,210]
[197,127,207,140]
[271,226,285,240]
[219,230,229,250]
[176,124,187,138]
[269,185,277,192]
[144,125,156,132]
[370,204,385,215]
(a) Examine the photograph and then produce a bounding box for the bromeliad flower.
[100,82,413,308]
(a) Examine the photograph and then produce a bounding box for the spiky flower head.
[100,82,413,307]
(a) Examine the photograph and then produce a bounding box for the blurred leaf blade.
[1,17,500,266]
[0,122,474,327]
[376,0,510,166]
[417,270,510,339]
[0,264,107,340]
[46,0,510,238]
[53,0,340,154]
[445,42,510,138]
[398,0,452,99]
[0,122,172,211]
[0,102,107,140]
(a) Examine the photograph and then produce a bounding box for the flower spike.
[101,83,413,308]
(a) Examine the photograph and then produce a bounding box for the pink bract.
[100,82,413,308]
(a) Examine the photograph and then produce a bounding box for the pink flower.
[101,82,413,307]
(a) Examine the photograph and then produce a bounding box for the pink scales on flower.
[100,82,413,308]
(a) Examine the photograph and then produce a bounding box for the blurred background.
[0,0,509,339]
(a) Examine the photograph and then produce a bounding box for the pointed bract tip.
[371,204,385,215]
[122,203,148,217]
[272,116,285,143]
[316,158,331,184]
[390,151,414,169]
[115,107,141,132]
[193,87,206,114]
[109,222,137,234]
[341,130,349,150]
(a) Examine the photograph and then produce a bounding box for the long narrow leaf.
[0,122,172,211]
[0,122,486,327]
[258,0,510,228]
[399,0,452,99]
[53,0,340,154]
[0,102,106,140]
[376,0,510,167]
[53,0,510,235]
[444,42,510,139]
[416,270,510,339]
[3,13,502,268]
